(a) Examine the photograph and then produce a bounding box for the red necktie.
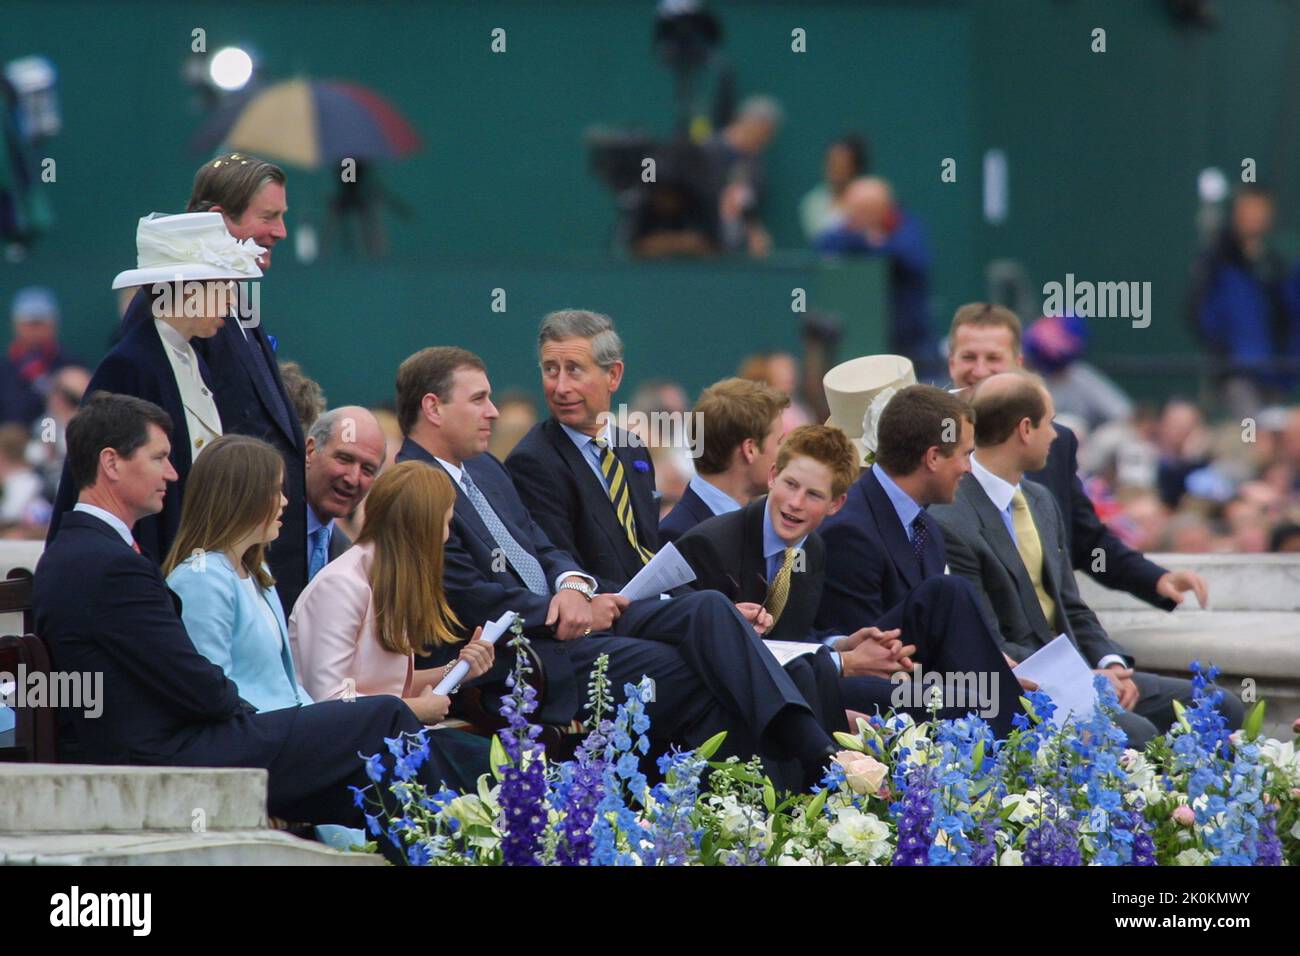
[131,540,142,554]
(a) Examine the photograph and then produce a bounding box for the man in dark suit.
[303,406,386,587]
[35,393,472,849]
[394,346,836,790]
[658,376,789,545]
[506,310,660,593]
[930,373,1243,746]
[675,425,873,732]
[814,384,1030,735]
[946,302,1208,611]
[185,153,310,611]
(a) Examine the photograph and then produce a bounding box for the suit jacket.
[166,551,308,714]
[814,466,947,635]
[328,524,352,563]
[675,496,826,643]
[505,418,658,593]
[1028,423,1172,610]
[930,475,1128,667]
[33,511,249,764]
[397,437,583,723]
[289,541,415,703]
[48,304,215,563]
[191,298,308,612]
[658,482,715,545]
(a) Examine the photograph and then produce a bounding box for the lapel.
[544,418,631,554]
[862,469,922,590]
[225,320,297,447]
[135,320,195,470]
[685,485,712,526]
[738,497,770,604]
[457,453,537,589]
[960,475,1055,637]
[167,344,223,437]
[1023,483,1065,607]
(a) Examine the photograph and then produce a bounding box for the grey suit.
[932,474,1242,746]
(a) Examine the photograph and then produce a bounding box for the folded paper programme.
[618,542,697,601]
[1011,634,1097,728]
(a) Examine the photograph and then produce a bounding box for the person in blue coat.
[48,211,264,562]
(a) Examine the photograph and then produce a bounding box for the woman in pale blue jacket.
[163,435,308,712]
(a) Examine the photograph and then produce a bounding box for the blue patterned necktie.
[308,525,329,582]
[458,472,550,596]
[911,513,930,572]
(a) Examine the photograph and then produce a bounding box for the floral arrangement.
[349,626,1299,866]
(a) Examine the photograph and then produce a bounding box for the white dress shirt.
[155,319,222,461]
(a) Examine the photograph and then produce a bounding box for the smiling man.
[303,405,387,584]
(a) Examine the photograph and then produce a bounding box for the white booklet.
[1011,634,1097,728]
[618,542,697,601]
[762,640,822,667]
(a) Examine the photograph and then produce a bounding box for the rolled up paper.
[432,611,519,695]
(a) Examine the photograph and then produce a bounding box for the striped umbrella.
[190,78,422,169]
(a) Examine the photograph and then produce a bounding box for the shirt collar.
[689,474,742,516]
[73,502,135,547]
[307,505,334,538]
[559,420,611,457]
[762,496,807,560]
[435,456,464,487]
[871,465,924,531]
[970,453,1018,513]
[153,318,194,362]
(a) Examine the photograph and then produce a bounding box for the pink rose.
[833,750,888,796]
[1172,804,1196,827]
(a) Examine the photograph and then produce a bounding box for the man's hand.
[1096,665,1139,710]
[590,594,629,633]
[1156,569,1209,609]
[1004,652,1038,692]
[457,626,495,679]
[735,602,774,635]
[837,626,912,670]
[837,628,915,679]
[546,588,593,641]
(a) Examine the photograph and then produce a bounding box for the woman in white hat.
[47,212,265,562]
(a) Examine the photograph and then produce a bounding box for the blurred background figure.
[815,176,937,376]
[279,360,327,435]
[738,351,813,433]
[799,134,869,241]
[25,363,88,502]
[704,94,781,258]
[628,377,695,515]
[1,286,77,427]
[487,389,539,461]
[1022,314,1134,431]
[1189,184,1300,417]
[0,421,48,532]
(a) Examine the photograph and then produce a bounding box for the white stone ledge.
[1078,554,1300,612]
[0,830,382,866]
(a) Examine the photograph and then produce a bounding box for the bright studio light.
[209,47,254,92]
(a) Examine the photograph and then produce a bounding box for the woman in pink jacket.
[290,460,494,728]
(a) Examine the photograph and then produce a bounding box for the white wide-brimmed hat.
[823,354,917,465]
[111,212,265,290]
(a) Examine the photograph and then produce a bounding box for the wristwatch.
[558,578,595,602]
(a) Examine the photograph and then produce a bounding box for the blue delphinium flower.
[891,767,936,866]
[643,747,707,866]
[497,630,548,866]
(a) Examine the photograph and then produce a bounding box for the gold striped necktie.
[765,546,798,624]
[594,436,655,564]
[1010,488,1057,627]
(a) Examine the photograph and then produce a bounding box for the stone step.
[0,830,382,866]
[1077,553,1300,612]
[0,764,267,832]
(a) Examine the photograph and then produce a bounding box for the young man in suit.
[675,425,874,731]
[946,302,1208,612]
[658,376,789,545]
[394,346,836,791]
[185,153,310,612]
[34,393,471,850]
[303,405,387,587]
[930,372,1243,746]
[814,383,1030,735]
[505,310,660,594]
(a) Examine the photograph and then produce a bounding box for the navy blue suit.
[658,482,714,545]
[35,511,473,831]
[48,303,211,563]
[191,298,308,612]
[396,437,831,784]
[814,467,1025,736]
[506,418,658,595]
[1027,424,1173,610]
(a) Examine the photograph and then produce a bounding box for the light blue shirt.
[761,502,808,583]
[690,474,742,518]
[871,466,925,541]
[560,421,615,491]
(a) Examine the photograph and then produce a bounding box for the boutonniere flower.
[266,333,278,353]
[632,459,650,473]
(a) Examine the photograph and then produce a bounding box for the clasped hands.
[546,588,629,641]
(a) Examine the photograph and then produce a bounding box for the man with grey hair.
[705,95,782,258]
[506,309,660,593]
[303,405,386,586]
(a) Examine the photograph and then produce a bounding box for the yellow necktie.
[1010,488,1056,627]
[765,547,798,624]
[594,437,655,564]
